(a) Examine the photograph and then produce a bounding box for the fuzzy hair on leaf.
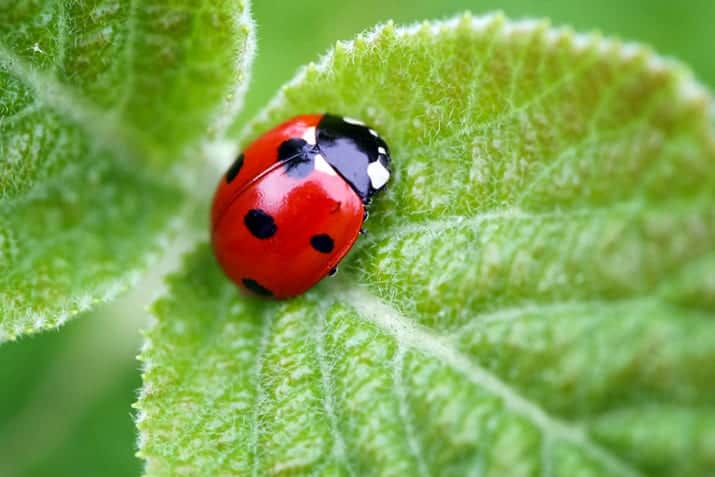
[137,12,715,477]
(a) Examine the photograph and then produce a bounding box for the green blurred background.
[1,1,713,475]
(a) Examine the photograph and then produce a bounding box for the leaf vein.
[54,1,68,72]
[249,311,274,477]
[363,201,642,245]
[116,0,139,117]
[392,346,431,477]
[540,435,554,477]
[0,42,132,155]
[339,287,646,477]
[314,305,355,476]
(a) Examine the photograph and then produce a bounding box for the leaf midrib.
[334,285,646,477]
[0,43,141,161]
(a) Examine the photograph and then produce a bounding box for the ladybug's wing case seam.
[211,151,313,232]
[212,160,365,298]
[211,113,391,299]
[211,114,324,230]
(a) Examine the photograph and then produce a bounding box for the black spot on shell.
[225,153,244,183]
[278,138,307,161]
[241,278,273,297]
[244,209,277,239]
[278,138,315,178]
[310,234,334,253]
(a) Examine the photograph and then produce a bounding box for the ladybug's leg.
[359,209,369,235]
[328,267,338,277]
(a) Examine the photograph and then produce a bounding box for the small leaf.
[138,14,715,476]
[0,0,255,340]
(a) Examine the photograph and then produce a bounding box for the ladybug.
[211,114,391,298]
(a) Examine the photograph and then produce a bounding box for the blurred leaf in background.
[0,304,142,477]
[0,240,194,477]
[2,0,714,476]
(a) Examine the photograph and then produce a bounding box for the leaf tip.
[382,19,397,34]
[302,62,320,84]
[458,11,474,24]
[477,10,507,30]
[333,39,352,59]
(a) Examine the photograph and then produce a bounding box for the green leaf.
[0,0,255,340]
[137,14,715,476]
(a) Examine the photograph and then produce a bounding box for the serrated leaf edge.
[239,12,714,150]
[0,202,201,344]
[205,0,257,141]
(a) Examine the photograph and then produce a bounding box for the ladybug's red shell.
[211,114,323,228]
[211,113,391,299]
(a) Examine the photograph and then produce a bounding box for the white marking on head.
[369,129,378,137]
[302,126,317,145]
[367,161,390,189]
[343,117,365,126]
[314,154,337,175]
[377,146,387,155]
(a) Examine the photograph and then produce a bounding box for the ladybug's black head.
[315,114,391,204]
